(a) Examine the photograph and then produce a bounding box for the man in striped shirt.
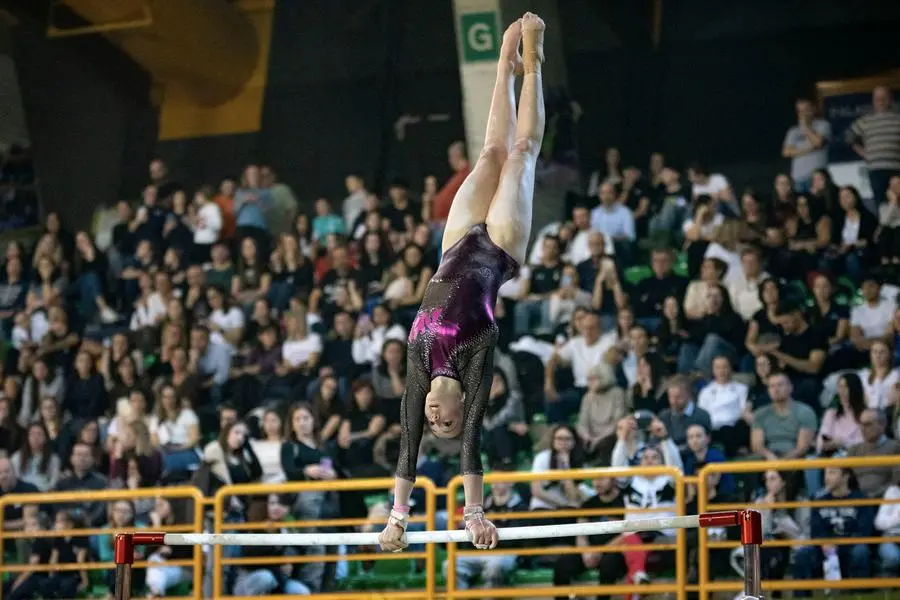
[847,86,900,205]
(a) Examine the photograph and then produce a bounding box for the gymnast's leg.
[485,12,545,265]
[441,19,522,253]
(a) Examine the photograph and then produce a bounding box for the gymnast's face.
[425,379,463,438]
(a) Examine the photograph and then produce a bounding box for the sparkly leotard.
[396,223,519,482]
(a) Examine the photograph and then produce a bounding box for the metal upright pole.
[740,509,764,600]
[113,534,134,600]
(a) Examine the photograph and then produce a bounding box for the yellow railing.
[4,460,900,599]
[211,477,437,600]
[0,486,204,600]
[697,455,900,600]
[445,466,687,600]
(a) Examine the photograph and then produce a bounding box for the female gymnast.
[378,12,545,553]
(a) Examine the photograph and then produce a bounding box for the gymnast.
[378,12,545,553]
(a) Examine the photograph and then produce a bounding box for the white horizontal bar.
[164,515,699,547]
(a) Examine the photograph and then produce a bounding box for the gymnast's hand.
[378,510,409,553]
[464,506,499,550]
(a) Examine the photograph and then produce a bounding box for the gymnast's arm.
[459,345,499,549]
[391,355,430,508]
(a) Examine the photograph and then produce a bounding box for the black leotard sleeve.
[395,351,429,482]
[459,344,494,477]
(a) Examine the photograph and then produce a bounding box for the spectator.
[250,409,287,484]
[515,235,564,334]
[430,141,470,224]
[233,165,272,256]
[682,197,723,278]
[382,179,419,235]
[95,501,140,593]
[750,372,817,462]
[311,197,346,244]
[677,283,745,376]
[529,424,585,511]
[145,497,193,598]
[63,350,106,422]
[342,174,368,230]
[544,311,615,423]
[657,376,713,451]
[576,364,627,464]
[825,186,875,283]
[153,385,200,454]
[793,467,874,596]
[483,369,528,467]
[767,300,827,410]
[875,485,900,576]
[351,304,406,367]
[191,187,223,263]
[231,496,312,596]
[727,247,769,322]
[190,325,231,388]
[590,182,635,265]
[861,341,899,410]
[847,86,900,206]
[10,423,60,492]
[877,175,900,264]
[203,420,263,487]
[446,469,524,591]
[655,296,690,367]
[109,420,163,487]
[850,274,896,356]
[278,309,322,396]
[337,381,386,472]
[744,278,783,363]
[683,423,735,498]
[207,285,245,351]
[817,373,866,455]
[752,470,809,588]
[648,166,690,244]
[808,274,851,359]
[34,397,62,452]
[632,248,688,330]
[688,163,734,210]
[269,234,314,311]
[683,257,726,321]
[308,244,363,325]
[696,356,752,456]
[310,375,343,445]
[0,396,24,455]
[782,98,831,192]
[629,352,667,414]
[370,340,406,465]
[232,237,271,309]
[847,409,900,498]
[55,442,108,526]
[260,167,298,238]
[0,455,38,531]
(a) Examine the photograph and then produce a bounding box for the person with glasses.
[847,409,900,498]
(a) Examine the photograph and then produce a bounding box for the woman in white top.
[859,340,899,410]
[192,187,223,263]
[529,424,586,510]
[279,309,322,376]
[249,409,287,483]
[697,355,752,456]
[683,258,726,320]
[351,303,406,366]
[152,384,200,451]
[206,285,245,351]
[129,271,166,333]
[106,390,159,453]
[11,422,60,491]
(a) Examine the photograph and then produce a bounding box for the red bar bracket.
[698,510,740,528]
[114,533,134,566]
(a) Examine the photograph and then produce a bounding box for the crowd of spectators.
[0,86,899,598]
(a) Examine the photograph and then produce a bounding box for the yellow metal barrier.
[212,477,438,599]
[698,455,900,600]
[0,486,204,600]
[445,466,687,600]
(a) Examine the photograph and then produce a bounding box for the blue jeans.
[545,387,585,424]
[880,542,900,575]
[514,299,552,335]
[649,200,688,243]
[448,554,517,589]
[77,271,104,323]
[792,544,870,597]
[869,168,900,207]
[677,334,737,377]
[163,448,201,473]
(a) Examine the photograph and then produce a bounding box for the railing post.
[113,533,134,600]
[740,509,763,600]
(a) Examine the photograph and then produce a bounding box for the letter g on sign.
[459,12,500,63]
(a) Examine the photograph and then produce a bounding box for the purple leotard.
[396,223,519,482]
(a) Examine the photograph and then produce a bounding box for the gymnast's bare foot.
[521,12,545,73]
[500,19,523,76]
